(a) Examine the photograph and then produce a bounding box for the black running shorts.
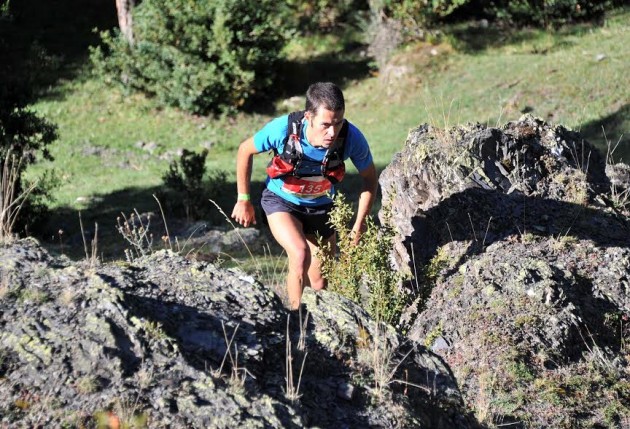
[261,188,335,239]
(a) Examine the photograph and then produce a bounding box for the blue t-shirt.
[254,114,373,206]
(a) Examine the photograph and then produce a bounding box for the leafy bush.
[160,149,227,220]
[91,0,288,114]
[0,99,59,238]
[318,193,408,326]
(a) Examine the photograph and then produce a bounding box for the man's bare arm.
[231,137,259,227]
[352,162,377,244]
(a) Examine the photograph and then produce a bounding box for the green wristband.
[237,193,250,201]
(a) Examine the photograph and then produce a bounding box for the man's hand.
[232,137,259,228]
[231,200,256,227]
[351,221,367,245]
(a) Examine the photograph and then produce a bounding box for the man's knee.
[310,277,327,291]
[287,246,310,271]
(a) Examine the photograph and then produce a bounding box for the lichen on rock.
[0,238,476,428]
[380,115,630,426]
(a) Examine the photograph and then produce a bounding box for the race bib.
[281,176,331,199]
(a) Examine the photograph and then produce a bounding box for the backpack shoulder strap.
[280,110,305,159]
[287,110,305,138]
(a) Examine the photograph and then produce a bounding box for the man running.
[231,82,377,309]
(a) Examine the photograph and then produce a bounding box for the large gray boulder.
[379,115,630,427]
[0,238,478,428]
[379,114,625,274]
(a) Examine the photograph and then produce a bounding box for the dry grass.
[211,321,253,390]
[356,322,420,400]
[74,376,99,394]
[58,287,77,306]
[605,133,630,211]
[116,210,154,261]
[94,395,148,429]
[134,367,155,390]
[473,370,497,425]
[79,211,100,268]
[284,314,308,402]
[0,152,37,242]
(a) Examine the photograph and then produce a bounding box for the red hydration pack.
[266,110,348,185]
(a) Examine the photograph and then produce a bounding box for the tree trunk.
[115,0,134,46]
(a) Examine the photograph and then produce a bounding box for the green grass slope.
[26,8,629,258]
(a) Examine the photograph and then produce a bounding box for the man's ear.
[303,110,314,127]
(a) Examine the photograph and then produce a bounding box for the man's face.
[305,106,345,148]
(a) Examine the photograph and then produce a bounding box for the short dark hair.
[305,82,345,114]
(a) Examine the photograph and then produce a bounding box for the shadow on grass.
[38,179,264,261]
[579,103,630,164]
[38,168,386,261]
[442,20,600,54]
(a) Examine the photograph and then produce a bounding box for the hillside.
[2,115,629,428]
[23,9,630,261]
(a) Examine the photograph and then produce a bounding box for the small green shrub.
[141,320,170,342]
[383,0,467,25]
[17,287,50,304]
[75,376,100,394]
[319,193,407,326]
[160,149,227,220]
[90,0,288,114]
[424,320,444,348]
[0,102,58,237]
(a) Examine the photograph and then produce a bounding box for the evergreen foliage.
[0,100,58,234]
[480,0,626,27]
[91,0,288,114]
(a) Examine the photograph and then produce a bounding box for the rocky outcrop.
[379,115,630,427]
[0,238,477,428]
[379,114,624,272]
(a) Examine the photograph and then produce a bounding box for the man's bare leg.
[305,233,335,291]
[266,212,310,309]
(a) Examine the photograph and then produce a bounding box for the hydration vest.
[266,110,348,185]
